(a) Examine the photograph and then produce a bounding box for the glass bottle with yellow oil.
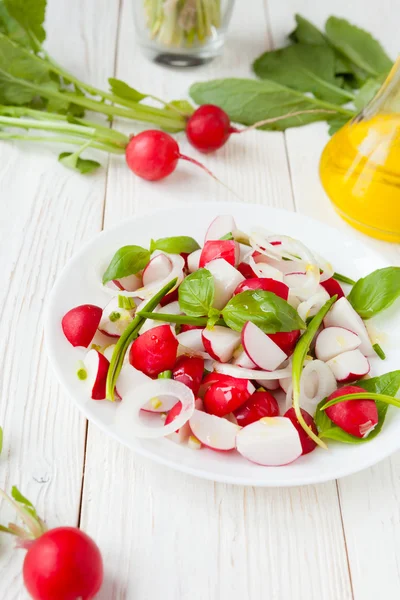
[320,58,400,242]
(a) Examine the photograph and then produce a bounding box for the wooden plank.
[80,1,352,598]
[265,1,400,598]
[0,0,120,597]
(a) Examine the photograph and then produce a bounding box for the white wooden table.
[1,1,399,598]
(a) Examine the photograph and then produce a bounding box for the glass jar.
[320,57,400,242]
[134,0,235,67]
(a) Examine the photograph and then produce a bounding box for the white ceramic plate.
[45,202,400,487]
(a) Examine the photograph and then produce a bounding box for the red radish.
[160,286,179,306]
[284,407,318,455]
[237,262,256,279]
[232,349,257,369]
[241,321,287,370]
[202,326,241,362]
[206,258,245,309]
[234,390,279,427]
[180,324,203,333]
[189,409,240,450]
[176,328,207,356]
[199,372,240,397]
[204,377,254,417]
[323,297,374,356]
[129,324,178,377]
[267,330,300,356]
[320,277,345,299]
[165,401,191,444]
[327,349,370,382]
[99,297,134,337]
[83,349,110,400]
[172,355,205,395]
[0,487,103,600]
[204,214,237,241]
[142,253,172,286]
[187,249,202,273]
[315,327,361,362]
[236,417,302,466]
[233,277,289,300]
[199,239,239,268]
[112,273,142,292]
[186,105,234,153]
[325,386,378,438]
[125,130,217,181]
[62,304,102,348]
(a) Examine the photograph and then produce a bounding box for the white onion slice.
[312,251,334,283]
[299,360,337,415]
[249,255,284,281]
[213,362,292,380]
[116,380,195,439]
[284,270,320,301]
[297,289,330,322]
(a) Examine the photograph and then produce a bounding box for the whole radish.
[125,130,216,181]
[172,355,205,395]
[325,386,378,438]
[129,324,178,377]
[234,389,279,427]
[268,330,301,356]
[0,486,103,600]
[62,304,102,348]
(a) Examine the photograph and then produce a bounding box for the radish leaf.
[150,236,200,254]
[4,0,46,45]
[102,245,150,284]
[178,268,214,317]
[315,370,400,443]
[108,78,146,102]
[289,14,326,46]
[348,267,400,319]
[0,2,32,48]
[222,290,306,333]
[354,78,382,110]
[58,152,100,174]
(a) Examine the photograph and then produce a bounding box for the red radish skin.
[84,350,110,400]
[233,277,289,300]
[204,378,254,417]
[23,527,103,600]
[199,372,253,398]
[237,262,256,279]
[180,324,203,333]
[186,105,234,153]
[129,324,178,377]
[241,321,287,371]
[325,386,378,438]
[284,407,318,455]
[62,305,102,348]
[327,349,370,382]
[202,326,241,362]
[234,390,279,427]
[160,286,179,306]
[165,401,191,443]
[125,130,216,181]
[320,277,345,299]
[199,240,239,268]
[267,330,301,356]
[204,215,237,242]
[172,356,205,395]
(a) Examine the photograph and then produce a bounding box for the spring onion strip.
[291,296,337,449]
[138,312,226,327]
[320,393,400,411]
[333,272,356,285]
[106,278,177,401]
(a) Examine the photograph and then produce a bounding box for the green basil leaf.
[4,0,46,45]
[150,236,200,254]
[207,307,222,329]
[348,267,400,319]
[325,17,393,78]
[189,78,351,131]
[108,77,147,102]
[315,370,400,443]
[178,268,214,317]
[102,245,150,284]
[58,152,101,174]
[253,44,350,105]
[222,290,306,333]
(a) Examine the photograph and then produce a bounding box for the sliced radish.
[99,297,134,338]
[83,349,110,400]
[204,377,254,417]
[129,324,178,377]
[284,407,318,454]
[139,299,182,335]
[267,330,300,356]
[202,326,241,362]
[172,355,204,395]
[279,377,291,393]
[62,304,102,348]
[233,277,289,300]
[165,401,192,444]
[199,240,239,268]
[232,349,257,369]
[116,380,195,439]
[323,297,374,356]
[189,409,240,451]
[257,379,280,391]
[320,277,344,299]
[297,289,330,322]
[103,344,116,362]
[204,214,237,242]
[326,385,378,438]
[315,327,361,362]
[142,253,172,287]
[237,262,256,279]
[177,329,209,358]
[206,258,245,309]
[236,417,302,466]
[113,273,142,292]
[187,249,202,273]
[327,350,370,383]
[234,390,279,427]
[242,321,287,371]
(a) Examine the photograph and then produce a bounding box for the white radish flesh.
[205,215,237,242]
[323,297,374,356]
[142,253,172,287]
[236,417,302,466]
[202,326,241,362]
[327,350,370,382]
[99,297,134,337]
[187,249,202,273]
[242,321,287,371]
[232,349,257,369]
[315,327,361,362]
[177,329,211,359]
[189,409,240,451]
[206,258,245,309]
[256,379,280,391]
[114,273,142,292]
[139,300,182,335]
[83,349,109,400]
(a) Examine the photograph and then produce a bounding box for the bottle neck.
[364,56,400,118]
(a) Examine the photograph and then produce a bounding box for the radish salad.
[61,215,400,467]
